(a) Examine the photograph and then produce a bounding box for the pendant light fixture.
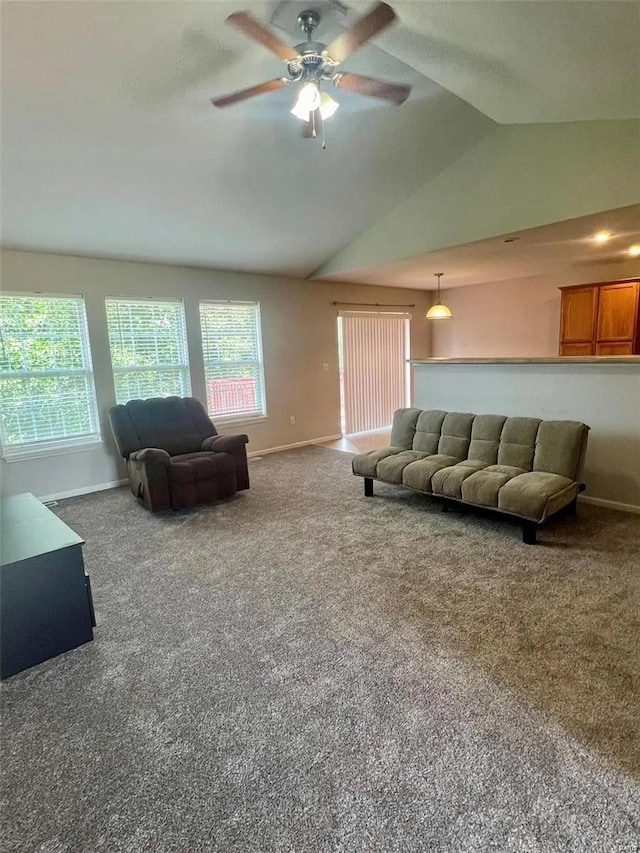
[425,273,452,319]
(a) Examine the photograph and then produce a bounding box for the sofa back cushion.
[390,408,422,450]
[110,396,216,458]
[412,410,447,454]
[437,412,475,460]
[467,414,507,464]
[533,421,589,480]
[497,417,541,470]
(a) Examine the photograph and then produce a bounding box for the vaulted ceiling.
[1,1,638,282]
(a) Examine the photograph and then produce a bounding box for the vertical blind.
[340,311,409,435]
[106,298,191,404]
[199,301,266,420]
[0,293,100,454]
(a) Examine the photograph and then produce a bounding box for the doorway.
[337,311,410,437]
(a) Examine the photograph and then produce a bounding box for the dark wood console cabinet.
[559,279,640,356]
[0,493,95,680]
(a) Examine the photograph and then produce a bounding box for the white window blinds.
[0,294,100,457]
[339,311,410,435]
[199,301,266,420]
[106,298,191,404]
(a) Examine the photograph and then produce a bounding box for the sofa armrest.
[201,434,249,453]
[129,448,171,464]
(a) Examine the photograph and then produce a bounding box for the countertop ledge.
[410,357,640,365]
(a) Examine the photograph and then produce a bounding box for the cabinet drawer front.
[596,283,639,341]
[560,342,594,357]
[595,341,634,356]
[560,287,598,342]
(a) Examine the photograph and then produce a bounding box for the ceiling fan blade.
[335,72,410,104]
[324,2,396,64]
[226,11,300,62]
[212,78,288,108]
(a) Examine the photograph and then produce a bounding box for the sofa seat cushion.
[461,464,527,508]
[352,447,404,478]
[169,451,235,483]
[401,455,460,492]
[498,472,577,522]
[376,450,431,484]
[431,460,490,499]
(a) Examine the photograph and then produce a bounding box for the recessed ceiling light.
[593,231,611,244]
[628,244,640,257]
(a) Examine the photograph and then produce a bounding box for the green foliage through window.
[0,295,99,451]
[106,298,190,404]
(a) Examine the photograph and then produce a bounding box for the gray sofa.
[352,408,590,543]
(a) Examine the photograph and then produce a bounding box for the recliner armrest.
[129,448,171,464]
[201,434,249,453]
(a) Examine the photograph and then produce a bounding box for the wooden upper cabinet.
[596,282,639,342]
[596,341,634,356]
[559,285,598,343]
[560,342,594,357]
[559,280,640,356]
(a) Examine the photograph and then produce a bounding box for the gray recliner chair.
[109,396,249,511]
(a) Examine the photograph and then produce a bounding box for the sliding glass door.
[338,311,410,436]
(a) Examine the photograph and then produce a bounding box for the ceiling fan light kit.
[212,2,411,144]
[426,273,453,319]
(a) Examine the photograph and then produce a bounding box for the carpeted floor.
[1,446,639,852]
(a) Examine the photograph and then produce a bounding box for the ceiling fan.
[211,2,411,139]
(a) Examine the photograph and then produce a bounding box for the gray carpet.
[1,446,639,852]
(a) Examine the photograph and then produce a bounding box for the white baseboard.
[578,494,640,515]
[38,479,128,503]
[248,435,342,458]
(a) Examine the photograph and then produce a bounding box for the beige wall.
[0,250,432,499]
[431,259,640,358]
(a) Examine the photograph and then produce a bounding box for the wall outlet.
[290,416,296,425]
[322,363,329,372]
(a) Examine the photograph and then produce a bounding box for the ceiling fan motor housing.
[288,9,339,84]
[288,49,337,84]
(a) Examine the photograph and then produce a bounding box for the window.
[0,294,100,459]
[199,301,266,421]
[106,298,191,404]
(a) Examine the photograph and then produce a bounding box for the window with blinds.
[0,293,100,458]
[106,298,191,404]
[199,301,266,420]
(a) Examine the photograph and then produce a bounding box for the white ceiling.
[1,1,637,279]
[321,205,640,289]
[347,0,640,123]
[0,1,493,277]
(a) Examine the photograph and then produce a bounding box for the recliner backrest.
[109,396,216,458]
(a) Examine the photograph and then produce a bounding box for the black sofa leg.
[522,521,538,545]
[364,478,374,497]
[565,497,578,517]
